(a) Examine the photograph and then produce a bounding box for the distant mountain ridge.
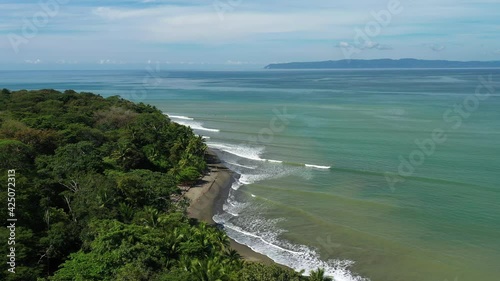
[265,59,500,69]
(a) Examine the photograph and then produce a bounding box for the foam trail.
[210,142,350,279]
[239,173,275,185]
[231,182,243,190]
[226,161,257,170]
[222,206,239,217]
[209,143,332,171]
[305,164,331,170]
[209,143,288,164]
[213,214,367,281]
[222,203,244,217]
[220,221,304,255]
[174,119,220,132]
[164,114,194,120]
[209,143,265,161]
[212,153,361,280]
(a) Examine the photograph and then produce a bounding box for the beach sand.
[185,151,276,264]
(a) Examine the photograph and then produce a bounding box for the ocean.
[1,69,499,281]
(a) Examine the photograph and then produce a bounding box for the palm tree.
[141,206,159,228]
[211,230,230,252]
[225,249,243,268]
[189,257,230,281]
[166,227,188,258]
[309,268,333,281]
[225,249,242,261]
[117,202,134,223]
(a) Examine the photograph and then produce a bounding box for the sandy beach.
[185,150,276,264]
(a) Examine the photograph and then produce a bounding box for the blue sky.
[1,0,499,69]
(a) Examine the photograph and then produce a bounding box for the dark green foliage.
[177,166,201,185]
[51,220,170,281]
[0,89,332,281]
[36,141,105,178]
[237,263,305,281]
[112,169,177,211]
[60,124,106,146]
[0,139,34,169]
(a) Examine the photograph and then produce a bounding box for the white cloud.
[336,41,392,51]
[429,44,446,52]
[90,6,364,43]
[225,60,257,65]
[98,59,125,64]
[92,6,168,20]
[56,59,78,64]
[1,0,500,64]
[24,59,41,64]
[337,41,350,48]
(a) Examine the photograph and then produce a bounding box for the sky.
[0,0,499,69]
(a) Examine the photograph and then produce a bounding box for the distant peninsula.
[265,59,500,69]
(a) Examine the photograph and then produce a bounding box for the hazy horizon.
[1,0,499,70]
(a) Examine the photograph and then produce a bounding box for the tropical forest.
[0,89,332,281]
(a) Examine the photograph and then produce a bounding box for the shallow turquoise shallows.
[2,69,499,281]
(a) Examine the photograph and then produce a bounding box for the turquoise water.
[1,69,499,281]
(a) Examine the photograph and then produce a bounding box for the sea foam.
[213,204,368,281]
[165,113,220,132]
[168,115,343,278]
[174,119,220,132]
[305,164,331,169]
[164,114,194,120]
[208,142,265,162]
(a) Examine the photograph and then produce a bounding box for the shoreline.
[185,149,276,265]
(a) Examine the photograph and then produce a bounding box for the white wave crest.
[213,212,368,281]
[165,114,194,120]
[225,161,257,170]
[305,164,331,169]
[209,143,265,161]
[231,182,243,190]
[174,119,220,132]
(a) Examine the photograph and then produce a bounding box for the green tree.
[0,139,34,169]
[51,220,170,281]
[237,263,304,281]
[0,89,318,281]
[36,141,104,180]
[177,166,201,185]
